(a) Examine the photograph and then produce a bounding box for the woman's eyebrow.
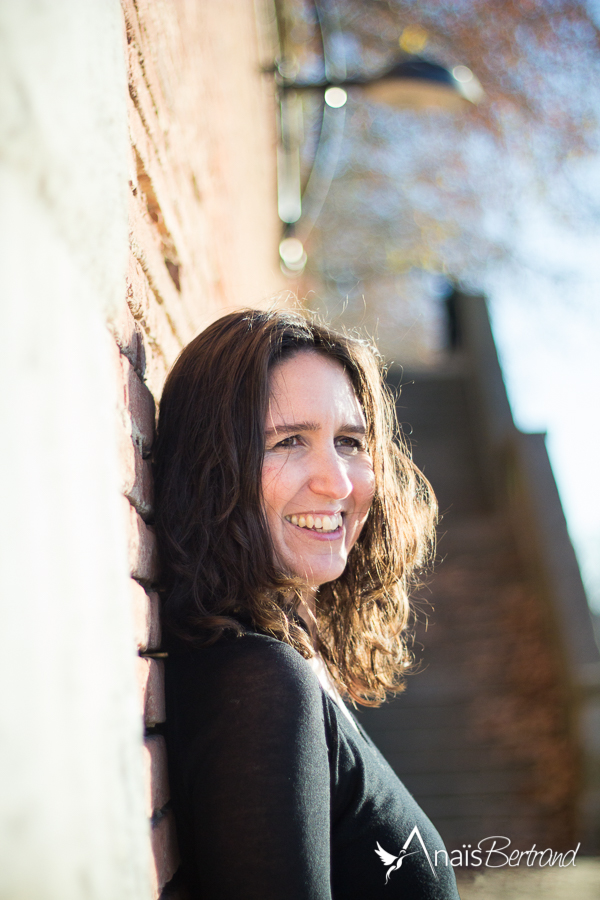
[265,420,319,438]
[265,421,366,437]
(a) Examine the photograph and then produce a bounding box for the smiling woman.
[262,352,375,604]
[153,309,459,899]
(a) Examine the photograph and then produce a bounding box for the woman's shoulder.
[166,626,310,667]
[165,628,322,709]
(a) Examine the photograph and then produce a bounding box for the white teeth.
[286,513,344,532]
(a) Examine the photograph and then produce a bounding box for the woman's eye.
[274,435,300,449]
[336,436,365,451]
[266,434,367,452]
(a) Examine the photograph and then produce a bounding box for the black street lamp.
[275,45,483,276]
[279,56,483,108]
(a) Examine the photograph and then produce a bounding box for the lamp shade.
[356,58,483,110]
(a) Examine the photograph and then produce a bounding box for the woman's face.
[262,351,375,588]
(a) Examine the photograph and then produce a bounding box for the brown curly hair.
[153,309,437,705]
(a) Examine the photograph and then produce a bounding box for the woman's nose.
[307,447,353,499]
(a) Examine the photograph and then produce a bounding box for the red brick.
[131,579,161,652]
[129,191,181,315]
[116,396,135,476]
[116,410,153,519]
[150,809,180,898]
[123,496,158,584]
[143,734,170,817]
[110,334,126,403]
[112,341,156,521]
[127,249,153,321]
[122,353,156,457]
[126,0,286,319]
[132,451,153,519]
[136,656,166,725]
[107,299,147,378]
[121,435,154,520]
[126,242,186,375]
[127,202,190,361]
[144,350,170,407]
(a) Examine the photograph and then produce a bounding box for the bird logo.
[375,843,419,882]
[374,825,439,883]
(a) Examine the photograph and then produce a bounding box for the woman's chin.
[292,556,348,588]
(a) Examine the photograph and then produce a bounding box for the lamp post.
[275,43,483,276]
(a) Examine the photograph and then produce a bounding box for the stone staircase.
[356,369,579,852]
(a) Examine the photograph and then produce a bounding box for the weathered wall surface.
[0,0,284,896]
[0,1,151,897]
[110,2,286,894]
[114,0,284,397]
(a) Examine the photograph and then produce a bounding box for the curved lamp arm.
[275,7,483,275]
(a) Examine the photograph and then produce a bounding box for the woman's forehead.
[266,351,365,428]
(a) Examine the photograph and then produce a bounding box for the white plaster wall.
[0,2,151,897]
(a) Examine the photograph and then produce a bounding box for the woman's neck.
[296,588,318,643]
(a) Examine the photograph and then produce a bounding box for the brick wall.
[115,0,285,394]
[108,2,286,895]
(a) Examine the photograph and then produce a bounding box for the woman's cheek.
[261,460,281,512]
[355,457,376,511]
[344,460,374,546]
[262,452,286,485]
[262,456,297,515]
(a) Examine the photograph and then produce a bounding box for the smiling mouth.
[284,513,343,533]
